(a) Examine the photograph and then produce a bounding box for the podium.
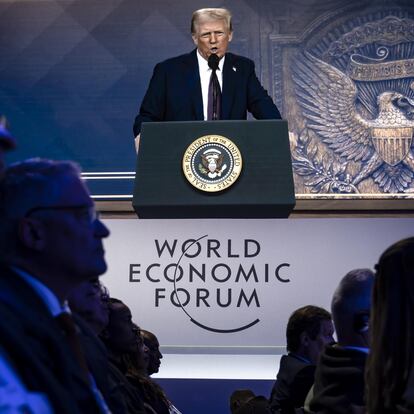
[133,120,295,218]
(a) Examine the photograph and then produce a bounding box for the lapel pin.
[232,66,237,72]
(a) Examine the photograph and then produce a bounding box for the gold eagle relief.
[290,16,414,195]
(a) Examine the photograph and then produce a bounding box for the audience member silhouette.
[366,238,414,414]
[68,279,128,413]
[236,395,272,414]
[0,159,110,413]
[142,329,163,376]
[122,323,149,376]
[270,305,334,413]
[69,278,110,335]
[309,269,374,413]
[1,147,407,414]
[230,389,256,413]
[0,115,16,172]
[102,297,146,413]
[123,325,174,414]
[0,120,48,413]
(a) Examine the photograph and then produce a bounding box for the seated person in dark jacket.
[308,269,374,414]
[123,326,182,414]
[101,298,146,414]
[0,159,111,414]
[69,279,128,414]
[123,326,171,414]
[270,305,334,413]
[68,278,110,336]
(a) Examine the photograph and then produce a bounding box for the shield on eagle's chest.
[371,126,413,166]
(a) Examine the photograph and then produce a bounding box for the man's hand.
[135,134,141,153]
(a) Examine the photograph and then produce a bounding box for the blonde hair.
[191,8,232,34]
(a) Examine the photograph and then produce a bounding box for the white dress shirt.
[196,50,225,120]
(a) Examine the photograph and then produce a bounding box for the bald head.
[331,269,374,347]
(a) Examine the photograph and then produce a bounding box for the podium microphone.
[208,53,220,71]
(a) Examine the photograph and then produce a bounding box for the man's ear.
[300,331,310,348]
[18,217,46,251]
[192,34,198,46]
[228,31,233,42]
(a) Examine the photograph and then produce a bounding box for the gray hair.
[0,158,82,259]
[0,158,81,218]
[191,8,232,34]
[331,268,374,335]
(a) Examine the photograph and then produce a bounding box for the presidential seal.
[182,135,242,192]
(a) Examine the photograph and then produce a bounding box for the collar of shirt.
[197,50,225,120]
[11,266,70,316]
[288,352,312,364]
[341,345,369,354]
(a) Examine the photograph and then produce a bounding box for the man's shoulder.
[322,345,368,360]
[0,266,55,328]
[0,266,32,305]
[277,354,315,383]
[156,50,196,69]
[318,345,368,370]
[154,50,254,70]
[225,52,254,67]
[281,354,313,371]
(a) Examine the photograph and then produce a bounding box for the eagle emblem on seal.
[200,148,227,178]
[293,50,414,193]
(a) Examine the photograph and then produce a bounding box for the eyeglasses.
[24,204,99,224]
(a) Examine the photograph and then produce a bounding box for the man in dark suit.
[270,305,334,413]
[133,8,281,145]
[309,269,374,414]
[69,279,130,414]
[0,159,132,413]
[0,121,56,414]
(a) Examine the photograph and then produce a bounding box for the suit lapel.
[185,49,203,120]
[222,53,237,119]
[0,269,93,388]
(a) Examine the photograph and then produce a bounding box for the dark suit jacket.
[75,315,130,414]
[0,266,102,414]
[270,354,316,414]
[309,345,367,414]
[106,355,147,414]
[133,49,281,135]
